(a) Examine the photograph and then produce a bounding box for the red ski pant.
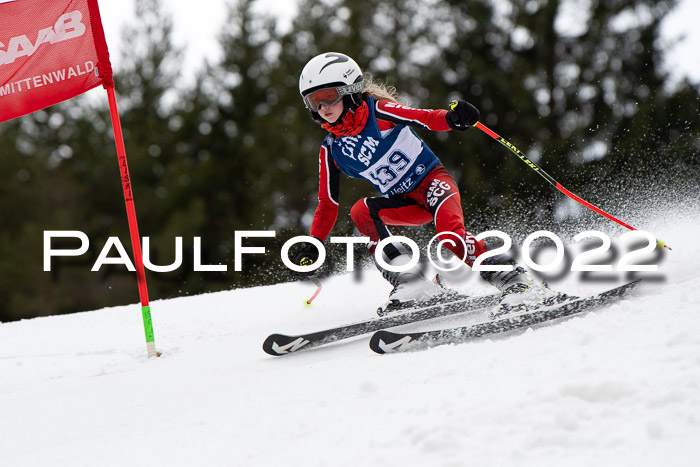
[350,164,486,266]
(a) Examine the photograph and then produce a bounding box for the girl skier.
[294,52,555,314]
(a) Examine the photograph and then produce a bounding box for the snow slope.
[1,210,699,467]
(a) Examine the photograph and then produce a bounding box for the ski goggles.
[303,82,363,112]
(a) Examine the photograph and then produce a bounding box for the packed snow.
[1,206,699,466]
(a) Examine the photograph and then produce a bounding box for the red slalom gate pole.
[106,86,159,357]
[474,121,671,250]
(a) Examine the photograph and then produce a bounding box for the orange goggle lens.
[304,87,343,112]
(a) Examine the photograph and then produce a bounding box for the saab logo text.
[0,10,86,66]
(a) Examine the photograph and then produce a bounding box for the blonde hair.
[361,74,404,104]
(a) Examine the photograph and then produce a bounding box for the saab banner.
[0,0,113,123]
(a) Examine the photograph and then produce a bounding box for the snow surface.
[1,210,700,466]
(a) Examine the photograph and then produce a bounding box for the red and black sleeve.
[374,99,451,132]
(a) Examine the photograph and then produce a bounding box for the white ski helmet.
[299,52,364,118]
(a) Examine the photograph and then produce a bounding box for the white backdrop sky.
[95,0,699,87]
[97,0,296,86]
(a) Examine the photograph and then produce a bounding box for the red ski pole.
[474,121,671,250]
[303,277,323,307]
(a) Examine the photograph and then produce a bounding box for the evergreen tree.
[0,0,697,321]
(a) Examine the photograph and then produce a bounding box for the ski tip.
[262,333,311,356]
[262,334,284,356]
[369,332,387,354]
[262,334,293,356]
[369,330,413,355]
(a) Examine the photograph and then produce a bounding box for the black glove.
[294,240,321,276]
[445,99,480,131]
